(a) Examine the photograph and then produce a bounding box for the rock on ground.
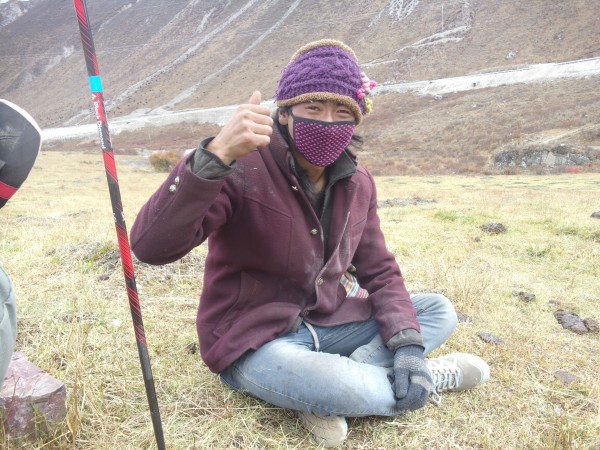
[1,352,67,439]
[553,310,596,334]
[478,332,504,344]
[480,223,507,234]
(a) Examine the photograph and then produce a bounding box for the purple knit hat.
[276,40,372,124]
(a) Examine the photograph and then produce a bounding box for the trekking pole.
[72,1,166,448]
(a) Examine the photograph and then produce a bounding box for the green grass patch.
[433,209,478,224]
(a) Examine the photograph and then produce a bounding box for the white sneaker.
[298,412,348,448]
[426,353,490,403]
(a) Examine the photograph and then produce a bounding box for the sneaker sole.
[298,412,348,448]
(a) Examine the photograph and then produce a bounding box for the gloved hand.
[392,345,432,412]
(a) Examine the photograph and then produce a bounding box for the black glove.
[392,344,432,412]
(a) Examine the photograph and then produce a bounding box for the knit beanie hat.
[275,40,376,125]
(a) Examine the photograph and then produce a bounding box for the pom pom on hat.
[275,40,376,124]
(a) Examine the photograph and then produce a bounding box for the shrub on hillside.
[149,150,182,172]
[564,165,583,174]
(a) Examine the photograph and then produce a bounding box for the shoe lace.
[427,357,463,406]
[430,390,442,405]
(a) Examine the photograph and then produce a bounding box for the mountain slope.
[1,0,599,173]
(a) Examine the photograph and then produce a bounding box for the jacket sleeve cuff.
[386,328,424,351]
[189,137,236,179]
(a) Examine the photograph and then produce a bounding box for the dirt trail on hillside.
[42,56,600,142]
[521,124,599,146]
[377,57,600,96]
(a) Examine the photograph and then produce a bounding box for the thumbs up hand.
[206,91,274,165]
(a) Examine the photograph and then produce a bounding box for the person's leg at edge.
[0,265,17,386]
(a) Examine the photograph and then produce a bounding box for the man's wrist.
[205,138,235,166]
[393,344,424,358]
[190,137,236,179]
[387,329,424,352]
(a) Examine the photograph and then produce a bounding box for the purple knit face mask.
[291,112,355,167]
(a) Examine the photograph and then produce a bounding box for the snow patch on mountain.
[42,57,600,142]
[366,0,473,68]
[43,46,74,74]
[104,0,262,113]
[0,0,39,28]
[160,0,302,110]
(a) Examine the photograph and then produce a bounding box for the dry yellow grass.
[1,152,598,449]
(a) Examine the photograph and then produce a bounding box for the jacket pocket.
[213,272,263,337]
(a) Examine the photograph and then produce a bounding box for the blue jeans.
[220,293,457,417]
[1,265,17,386]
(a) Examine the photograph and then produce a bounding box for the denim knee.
[411,292,458,354]
[431,293,458,333]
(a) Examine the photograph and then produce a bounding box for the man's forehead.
[297,100,347,107]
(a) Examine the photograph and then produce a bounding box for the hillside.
[1,0,599,174]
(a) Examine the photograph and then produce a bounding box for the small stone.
[457,312,473,323]
[583,318,599,333]
[554,370,580,386]
[591,212,600,219]
[554,370,581,386]
[554,310,588,334]
[233,435,245,448]
[378,197,436,208]
[185,342,198,354]
[480,223,507,234]
[512,290,536,302]
[478,332,504,345]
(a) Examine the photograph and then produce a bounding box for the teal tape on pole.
[89,75,103,93]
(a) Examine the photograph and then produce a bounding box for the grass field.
[1,152,599,449]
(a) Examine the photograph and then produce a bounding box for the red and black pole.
[72,1,165,448]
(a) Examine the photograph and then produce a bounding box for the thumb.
[394,370,409,398]
[248,90,262,105]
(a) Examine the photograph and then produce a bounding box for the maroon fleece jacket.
[130,128,420,373]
